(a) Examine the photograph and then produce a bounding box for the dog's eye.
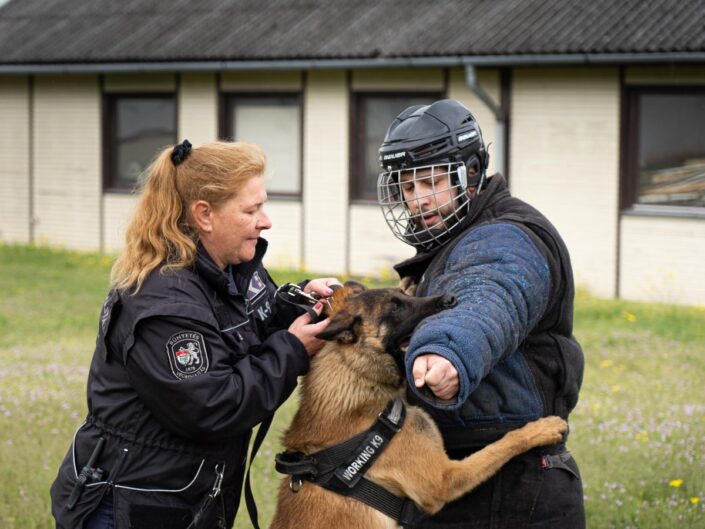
[388,299,402,313]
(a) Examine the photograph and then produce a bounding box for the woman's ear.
[190,200,214,234]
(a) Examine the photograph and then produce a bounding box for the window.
[351,93,442,202]
[623,87,705,210]
[104,94,176,191]
[223,94,302,196]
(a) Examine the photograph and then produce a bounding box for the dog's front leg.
[369,415,567,515]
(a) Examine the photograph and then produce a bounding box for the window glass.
[636,93,705,207]
[232,96,301,194]
[109,97,175,190]
[354,95,440,201]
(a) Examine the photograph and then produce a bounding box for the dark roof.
[0,0,703,65]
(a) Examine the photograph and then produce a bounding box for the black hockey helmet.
[377,99,489,250]
[378,99,488,186]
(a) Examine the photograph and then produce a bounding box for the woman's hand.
[304,277,342,298]
[288,303,330,357]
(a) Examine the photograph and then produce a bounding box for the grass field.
[1,244,704,528]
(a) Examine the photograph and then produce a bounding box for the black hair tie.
[171,139,192,166]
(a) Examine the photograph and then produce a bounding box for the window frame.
[102,92,177,193]
[219,91,304,199]
[621,85,705,218]
[349,91,444,204]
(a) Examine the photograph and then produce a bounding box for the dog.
[270,282,567,529]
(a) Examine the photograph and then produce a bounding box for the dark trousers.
[407,444,585,529]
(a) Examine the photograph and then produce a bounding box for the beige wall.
[103,194,136,253]
[448,68,501,176]
[351,69,444,91]
[221,71,303,92]
[179,73,218,146]
[0,76,30,242]
[261,200,303,270]
[510,67,621,298]
[33,75,101,249]
[302,70,349,274]
[620,216,705,305]
[349,204,414,277]
[104,73,176,92]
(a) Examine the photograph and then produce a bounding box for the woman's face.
[203,176,272,269]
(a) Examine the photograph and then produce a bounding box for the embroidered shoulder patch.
[166,331,209,380]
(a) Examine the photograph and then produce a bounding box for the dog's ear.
[315,311,360,344]
[343,280,367,295]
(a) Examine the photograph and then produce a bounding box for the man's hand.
[412,354,459,400]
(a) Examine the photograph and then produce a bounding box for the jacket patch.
[247,271,266,300]
[166,331,209,380]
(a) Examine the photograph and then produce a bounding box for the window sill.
[621,204,705,219]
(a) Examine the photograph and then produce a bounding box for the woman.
[50,140,338,529]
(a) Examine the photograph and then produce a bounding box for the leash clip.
[209,464,225,499]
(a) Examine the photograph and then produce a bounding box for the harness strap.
[275,398,426,525]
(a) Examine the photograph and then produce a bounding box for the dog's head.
[315,281,456,379]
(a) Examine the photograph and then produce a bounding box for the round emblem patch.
[166,331,209,380]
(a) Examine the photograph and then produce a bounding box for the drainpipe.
[464,64,504,176]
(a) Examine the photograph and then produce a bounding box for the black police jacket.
[395,174,584,450]
[50,239,308,529]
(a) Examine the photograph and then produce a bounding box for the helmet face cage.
[378,162,471,251]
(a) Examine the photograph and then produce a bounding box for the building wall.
[510,67,621,298]
[33,75,101,249]
[347,68,447,276]
[101,74,177,253]
[618,65,705,306]
[1,65,703,306]
[620,216,705,305]
[222,71,304,270]
[0,75,30,242]
[302,70,348,274]
[178,73,218,147]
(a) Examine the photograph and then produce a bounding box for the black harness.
[275,398,426,525]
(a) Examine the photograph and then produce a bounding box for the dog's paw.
[518,416,568,447]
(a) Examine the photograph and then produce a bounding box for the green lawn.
[0,244,703,528]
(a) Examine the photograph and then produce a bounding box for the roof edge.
[1,52,704,74]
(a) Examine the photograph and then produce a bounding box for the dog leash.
[244,414,274,529]
[274,398,426,526]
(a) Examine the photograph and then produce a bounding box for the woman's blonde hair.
[111,141,266,293]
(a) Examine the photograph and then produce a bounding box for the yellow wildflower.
[691,497,700,505]
[600,359,614,369]
[623,311,637,322]
[611,385,621,393]
[669,479,683,488]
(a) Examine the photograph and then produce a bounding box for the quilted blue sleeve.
[405,223,550,410]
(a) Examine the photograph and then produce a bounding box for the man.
[377,99,585,528]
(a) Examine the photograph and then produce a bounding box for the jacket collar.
[195,238,269,297]
[393,173,510,279]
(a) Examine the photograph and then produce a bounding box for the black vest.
[395,175,584,447]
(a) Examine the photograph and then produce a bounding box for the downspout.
[464,64,505,176]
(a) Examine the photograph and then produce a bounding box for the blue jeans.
[83,494,114,529]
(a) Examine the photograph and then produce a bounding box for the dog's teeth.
[400,345,408,353]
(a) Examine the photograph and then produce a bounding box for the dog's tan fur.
[270,284,567,529]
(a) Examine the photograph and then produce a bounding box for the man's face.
[400,166,460,230]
